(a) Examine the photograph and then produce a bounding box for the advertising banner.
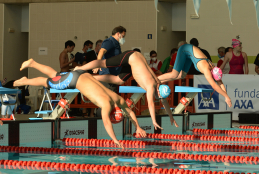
[194,75,259,120]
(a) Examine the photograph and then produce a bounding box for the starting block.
[174,86,214,131]
[0,87,21,121]
[42,89,79,120]
[119,86,146,109]
[173,86,214,114]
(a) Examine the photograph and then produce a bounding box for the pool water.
[1,128,259,174]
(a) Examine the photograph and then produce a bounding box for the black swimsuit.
[106,50,135,81]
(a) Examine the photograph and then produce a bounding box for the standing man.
[93,26,126,93]
[59,40,76,72]
[72,40,93,68]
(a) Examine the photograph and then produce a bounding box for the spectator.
[160,48,178,74]
[133,48,141,52]
[168,41,187,72]
[73,40,93,67]
[76,40,102,117]
[59,40,75,72]
[220,39,248,74]
[189,38,212,75]
[149,50,162,75]
[94,26,126,93]
[217,47,230,74]
[83,40,103,74]
[254,53,259,74]
[217,46,225,59]
[225,47,233,53]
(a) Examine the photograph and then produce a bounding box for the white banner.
[60,120,88,139]
[194,75,259,120]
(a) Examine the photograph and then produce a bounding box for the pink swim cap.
[232,39,241,48]
[211,67,222,81]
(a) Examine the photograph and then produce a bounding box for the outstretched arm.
[92,48,107,73]
[160,98,178,127]
[146,86,163,130]
[0,120,3,126]
[101,105,124,149]
[219,53,230,71]
[203,69,232,108]
[74,59,106,71]
[118,98,146,137]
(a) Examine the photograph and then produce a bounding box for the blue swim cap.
[159,85,171,98]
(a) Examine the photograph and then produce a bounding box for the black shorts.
[47,70,86,90]
[106,50,135,81]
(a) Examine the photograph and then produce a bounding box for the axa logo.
[64,129,84,136]
[192,122,205,128]
[0,134,4,140]
[140,126,151,130]
[198,84,219,110]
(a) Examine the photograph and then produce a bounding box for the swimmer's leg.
[77,59,107,71]
[20,59,57,78]
[158,70,187,83]
[14,77,48,87]
[93,75,125,85]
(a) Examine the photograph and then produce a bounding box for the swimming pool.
[1,127,259,174]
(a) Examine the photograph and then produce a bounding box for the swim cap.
[159,85,171,98]
[110,107,124,124]
[232,39,241,48]
[211,67,222,81]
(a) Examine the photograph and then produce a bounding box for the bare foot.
[13,77,27,87]
[20,59,34,71]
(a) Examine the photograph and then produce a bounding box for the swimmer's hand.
[0,120,3,126]
[135,127,147,138]
[93,68,101,74]
[225,96,232,108]
[153,122,163,130]
[114,140,125,149]
[170,116,179,127]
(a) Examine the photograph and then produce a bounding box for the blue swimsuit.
[173,44,209,73]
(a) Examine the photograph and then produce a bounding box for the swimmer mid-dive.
[14,59,147,149]
[74,51,179,129]
[158,44,232,107]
